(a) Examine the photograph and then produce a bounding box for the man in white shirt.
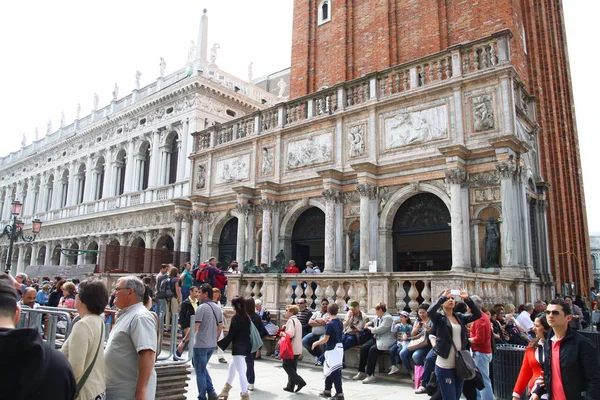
[515,303,535,335]
[302,299,330,365]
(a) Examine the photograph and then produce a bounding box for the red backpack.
[196,265,211,285]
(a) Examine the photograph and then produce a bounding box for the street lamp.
[0,200,42,272]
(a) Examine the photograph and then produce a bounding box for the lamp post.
[1,201,42,272]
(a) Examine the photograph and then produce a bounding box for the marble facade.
[190,31,551,301]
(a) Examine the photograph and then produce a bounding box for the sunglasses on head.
[544,310,562,316]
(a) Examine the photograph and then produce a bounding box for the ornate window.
[318,0,331,26]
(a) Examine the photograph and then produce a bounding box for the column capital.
[260,199,279,212]
[174,213,185,223]
[444,168,468,186]
[322,189,342,203]
[495,161,517,180]
[356,183,377,200]
[192,210,213,223]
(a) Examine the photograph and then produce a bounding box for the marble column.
[260,200,274,266]
[174,213,184,254]
[445,169,471,271]
[246,208,256,264]
[334,200,344,272]
[59,243,67,266]
[537,200,552,278]
[16,246,25,274]
[190,211,201,264]
[124,139,135,193]
[77,242,86,265]
[149,130,161,188]
[200,213,210,262]
[102,148,113,199]
[496,162,519,267]
[181,214,191,254]
[83,155,93,203]
[177,124,188,182]
[235,204,248,263]
[357,183,377,272]
[1,189,9,221]
[271,207,281,262]
[44,241,53,265]
[323,189,341,272]
[66,162,76,207]
[30,244,38,266]
[144,231,153,272]
[518,168,532,267]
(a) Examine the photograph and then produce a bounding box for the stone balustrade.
[193,30,511,154]
[225,269,522,315]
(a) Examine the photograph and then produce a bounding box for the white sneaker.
[388,365,400,375]
[352,372,368,380]
[415,386,426,394]
[248,384,254,391]
[362,375,376,384]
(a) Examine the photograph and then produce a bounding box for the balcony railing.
[193,30,511,153]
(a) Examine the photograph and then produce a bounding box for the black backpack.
[157,275,174,299]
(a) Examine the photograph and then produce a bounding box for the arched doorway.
[218,218,238,269]
[86,242,99,265]
[291,207,325,271]
[36,246,46,265]
[51,245,62,265]
[392,193,451,271]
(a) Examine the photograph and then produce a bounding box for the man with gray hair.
[105,276,157,400]
[516,302,535,335]
[468,295,493,400]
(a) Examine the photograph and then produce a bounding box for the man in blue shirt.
[312,303,344,400]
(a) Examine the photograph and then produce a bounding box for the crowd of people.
[2,260,600,400]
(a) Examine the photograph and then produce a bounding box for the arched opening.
[137,141,151,191]
[75,163,86,204]
[45,175,54,211]
[23,246,32,267]
[31,178,41,214]
[68,243,79,265]
[127,237,147,272]
[218,218,238,269]
[167,133,179,184]
[392,193,451,271]
[291,207,325,271]
[59,169,69,208]
[36,246,46,265]
[94,157,105,200]
[51,244,62,265]
[105,239,121,271]
[322,1,329,20]
[155,235,175,270]
[86,241,98,265]
[11,248,18,268]
[114,150,126,196]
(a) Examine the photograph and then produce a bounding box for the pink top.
[60,296,76,309]
[551,338,567,400]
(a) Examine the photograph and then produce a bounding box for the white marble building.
[0,10,278,276]
[591,235,600,289]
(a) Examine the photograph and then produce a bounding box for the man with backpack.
[155,264,171,328]
[195,257,225,288]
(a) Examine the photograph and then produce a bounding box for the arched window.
[94,157,105,200]
[318,0,331,25]
[75,163,86,204]
[168,134,179,184]
[114,150,126,196]
[60,170,69,208]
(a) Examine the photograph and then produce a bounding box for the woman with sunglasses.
[427,288,481,400]
[511,313,549,400]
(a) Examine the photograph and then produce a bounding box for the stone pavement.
[185,353,424,399]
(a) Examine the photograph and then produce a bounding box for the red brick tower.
[289,0,591,293]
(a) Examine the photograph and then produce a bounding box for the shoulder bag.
[75,323,104,397]
[249,322,264,353]
[445,322,477,380]
[407,331,428,351]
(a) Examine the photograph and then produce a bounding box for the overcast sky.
[0,1,598,233]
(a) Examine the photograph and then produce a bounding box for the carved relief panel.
[215,154,251,185]
[466,88,498,137]
[345,123,367,159]
[285,130,333,170]
[381,101,449,151]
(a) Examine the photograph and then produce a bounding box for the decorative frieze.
[286,132,332,170]
[469,172,499,188]
[383,103,449,150]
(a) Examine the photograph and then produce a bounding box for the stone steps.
[155,364,191,400]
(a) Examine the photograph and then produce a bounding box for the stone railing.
[225,269,521,315]
[193,30,511,153]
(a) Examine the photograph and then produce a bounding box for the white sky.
[0,1,598,232]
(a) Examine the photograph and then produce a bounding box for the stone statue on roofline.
[210,43,220,64]
[21,133,26,148]
[135,71,141,90]
[112,83,119,101]
[248,62,253,81]
[159,57,166,78]
[93,93,99,110]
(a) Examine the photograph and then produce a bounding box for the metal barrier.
[493,344,526,400]
[155,311,196,366]
[17,307,75,349]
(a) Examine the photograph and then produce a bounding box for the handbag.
[76,323,104,397]
[407,333,428,351]
[425,371,438,396]
[279,333,294,360]
[250,322,264,353]
[445,323,477,380]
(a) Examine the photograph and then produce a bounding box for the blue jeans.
[400,346,429,372]
[435,365,464,400]
[473,351,493,400]
[342,333,359,350]
[181,286,190,302]
[193,347,216,400]
[421,348,437,387]
[389,342,406,366]
[302,332,323,357]
[156,299,167,328]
